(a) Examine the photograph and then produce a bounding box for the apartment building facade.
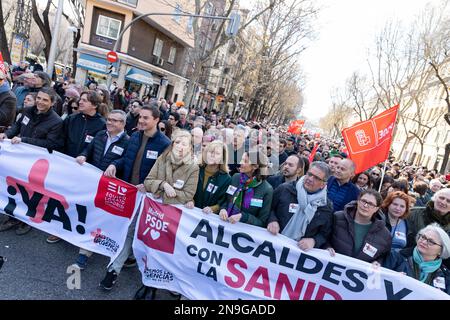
[75,0,194,102]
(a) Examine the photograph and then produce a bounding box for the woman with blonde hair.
[185,140,232,213]
[144,130,199,205]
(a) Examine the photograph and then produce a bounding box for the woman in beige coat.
[144,129,199,205]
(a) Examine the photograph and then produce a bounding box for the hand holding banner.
[341,105,399,174]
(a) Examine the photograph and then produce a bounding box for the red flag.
[0,53,6,75]
[287,119,305,135]
[308,143,319,163]
[341,105,399,174]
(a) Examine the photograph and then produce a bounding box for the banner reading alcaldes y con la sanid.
[0,140,142,261]
[133,195,449,300]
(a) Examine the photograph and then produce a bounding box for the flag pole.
[378,160,388,193]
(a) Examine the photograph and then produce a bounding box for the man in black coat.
[0,87,63,235]
[72,109,129,269]
[76,109,129,172]
[267,155,304,190]
[125,100,142,136]
[267,161,334,250]
[0,71,16,129]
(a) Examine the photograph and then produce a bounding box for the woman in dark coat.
[327,189,392,263]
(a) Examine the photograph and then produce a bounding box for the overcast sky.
[300,0,439,123]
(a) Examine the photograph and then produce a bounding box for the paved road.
[0,216,176,300]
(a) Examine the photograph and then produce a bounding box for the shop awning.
[76,53,118,76]
[125,67,153,86]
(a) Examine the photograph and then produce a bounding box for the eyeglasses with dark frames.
[418,233,442,247]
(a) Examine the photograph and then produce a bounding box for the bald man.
[327,158,360,212]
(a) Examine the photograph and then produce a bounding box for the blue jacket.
[327,176,360,212]
[113,130,171,184]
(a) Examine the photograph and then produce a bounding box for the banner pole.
[378,160,388,193]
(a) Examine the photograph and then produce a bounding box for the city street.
[0,216,175,300]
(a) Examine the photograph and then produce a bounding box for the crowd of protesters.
[0,64,450,298]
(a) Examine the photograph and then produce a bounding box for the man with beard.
[267,155,304,190]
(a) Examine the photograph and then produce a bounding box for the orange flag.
[341,105,399,174]
[287,119,305,135]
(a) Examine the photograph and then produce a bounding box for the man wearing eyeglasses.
[327,158,360,212]
[71,110,129,270]
[267,161,334,251]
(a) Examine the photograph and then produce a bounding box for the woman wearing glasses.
[407,189,450,254]
[327,189,392,263]
[381,191,411,251]
[384,223,450,294]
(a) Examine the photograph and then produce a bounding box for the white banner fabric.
[0,140,142,262]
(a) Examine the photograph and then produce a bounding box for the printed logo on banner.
[344,122,377,154]
[94,176,137,219]
[137,197,182,254]
[2,159,94,235]
[90,228,120,253]
[141,255,174,283]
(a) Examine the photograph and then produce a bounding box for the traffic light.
[225,12,241,37]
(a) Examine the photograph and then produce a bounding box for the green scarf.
[412,247,442,282]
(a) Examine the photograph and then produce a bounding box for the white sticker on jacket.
[433,277,446,289]
[394,231,406,241]
[226,185,237,195]
[22,116,30,125]
[289,203,299,213]
[85,135,94,143]
[173,180,185,189]
[111,146,124,156]
[362,243,378,257]
[206,183,215,193]
[146,150,158,159]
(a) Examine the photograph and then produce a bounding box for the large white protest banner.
[0,140,141,261]
[133,195,449,300]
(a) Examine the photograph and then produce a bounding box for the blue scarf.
[412,247,442,282]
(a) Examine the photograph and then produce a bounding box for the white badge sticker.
[226,185,237,195]
[433,277,446,289]
[22,116,30,125]
[206,183,215,193]
[250,198,263,208]
[85,135,94,143]
[289,203,299,213]
[362,243,378,257]
[394,231,406,241]
[146,150,158,159]
[173,180,185,189]
[212,186,218,194]
[111,145,124,156]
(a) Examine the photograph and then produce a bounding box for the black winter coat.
[6,106,64,151]
[63,112,106,157]
[79,130,130,172]
[330,201,392,263]
[0,89,16,127]
[268,181,334,248]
